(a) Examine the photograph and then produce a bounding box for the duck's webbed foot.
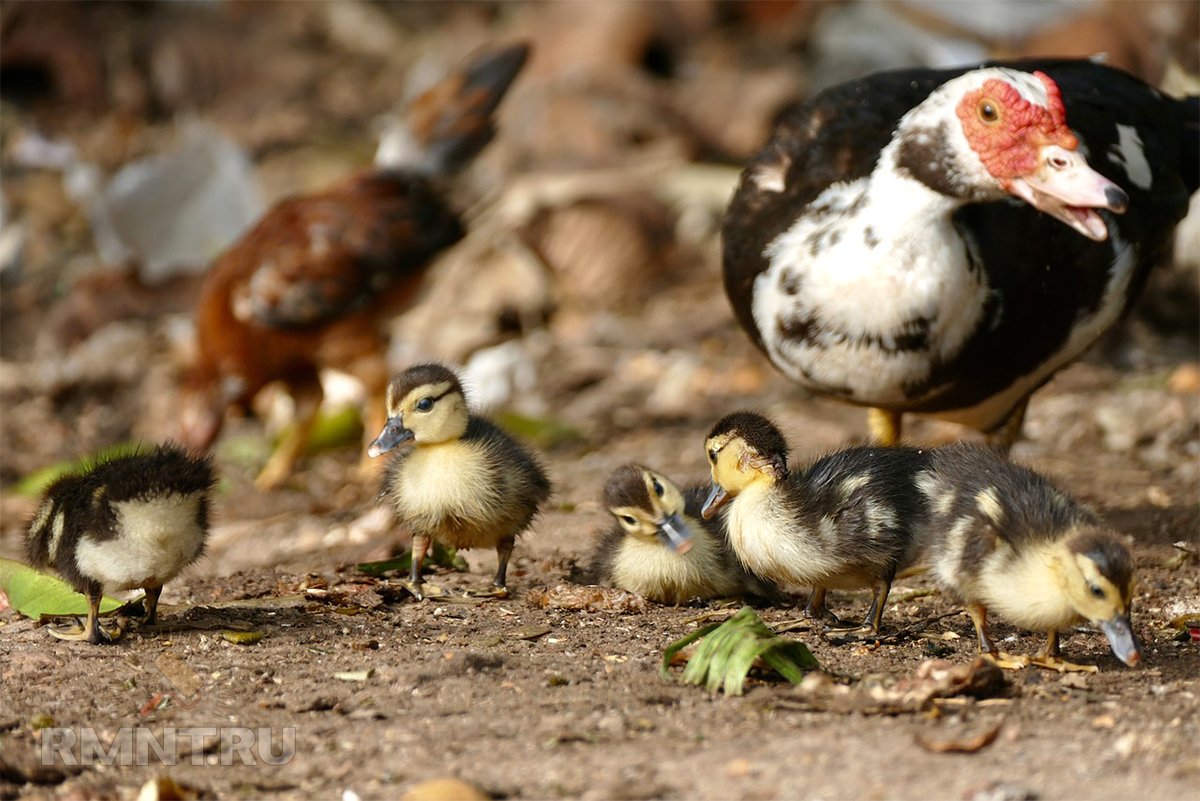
[867,408,903,446]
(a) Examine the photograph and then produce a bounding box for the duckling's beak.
[1098,613,1141,667]
[656,513,694,554]
[367,415,414,457]
[700,484,729,520]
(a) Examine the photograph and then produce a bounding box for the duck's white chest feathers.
[75,492,207,592]
[387,442,513,548]
[610,526,739,603]
[752,160,990,407]
[725,483,852,588]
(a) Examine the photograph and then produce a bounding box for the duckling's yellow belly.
[610,529,739,603]
[389,442,519,548]
[726,485,867,588]
[976,548,1081,633]
[74,493,207,591]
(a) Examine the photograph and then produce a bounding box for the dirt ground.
[1,3,1198,801]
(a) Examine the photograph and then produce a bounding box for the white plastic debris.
[0,189,25,279]
[461,340,540,414]
[70,121,263,283]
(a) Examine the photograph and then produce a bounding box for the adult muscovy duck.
[723,59,1199,448]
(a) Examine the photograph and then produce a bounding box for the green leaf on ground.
[661,606,818,696]
[301,406,364,455]
[0,558,123,619]
[494,411,582,449]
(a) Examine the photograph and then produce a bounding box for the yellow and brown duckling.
[701,411,930,633]
[24,445,216,644]
[369,363,551,599]
[589,464,785,605]
[921,443,1140,672]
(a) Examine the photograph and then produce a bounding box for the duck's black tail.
[1178,95,1199,195]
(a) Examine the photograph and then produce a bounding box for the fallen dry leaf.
[510,624,552,640]
[400,777,490,801]
[526,584,649,613]
[914,719,1004,754]
[136,774,202,801]
[154,653,203,698]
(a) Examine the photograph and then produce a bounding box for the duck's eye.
[977,99,999,124]
[708,448,719,464]
[620,515,638,527]
[415,397,434,413]
[1089,584,1105,599]
[652,479,664,498]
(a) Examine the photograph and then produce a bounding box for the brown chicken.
[179,42,530,490]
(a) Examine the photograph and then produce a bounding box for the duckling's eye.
[977,99,999,124]
[415,397,434,413]
[620,515,637,526]
[652,479,664,498]
[1089,584,1105,599]
[708,448,719,464]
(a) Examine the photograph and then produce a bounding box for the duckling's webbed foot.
[404,533,433,601]
[1027,654,1099,673]
[1028,630,1098,673]
[975,650,1029,670]
[48,590,125,644]
[475,535,515,599]
[845,577,893,636]
[141,586,162,627]
[804,587,840,625]
[465,586,509,599]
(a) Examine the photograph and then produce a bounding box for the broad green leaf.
[662,606,818,696]
[0,558,123,619]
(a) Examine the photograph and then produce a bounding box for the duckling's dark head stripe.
[604,464,652,512]
[1068,527,1134,590]
[391,363,464,402]
[708,411,790,462]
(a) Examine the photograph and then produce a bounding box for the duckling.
[921,443,1140,672]
[369,363,551,599]
[701,411,930,633]
[589,464,786,605]
[24,445,216,644]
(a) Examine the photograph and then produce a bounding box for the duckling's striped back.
[920,442,1109,605]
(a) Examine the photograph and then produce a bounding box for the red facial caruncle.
[956,71,1078,184]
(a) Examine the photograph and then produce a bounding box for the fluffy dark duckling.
[589,464,785,605]
[369,363,551,599]
[24,445,216,644]
[701,412,929,633]
[920,443,1140,671]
